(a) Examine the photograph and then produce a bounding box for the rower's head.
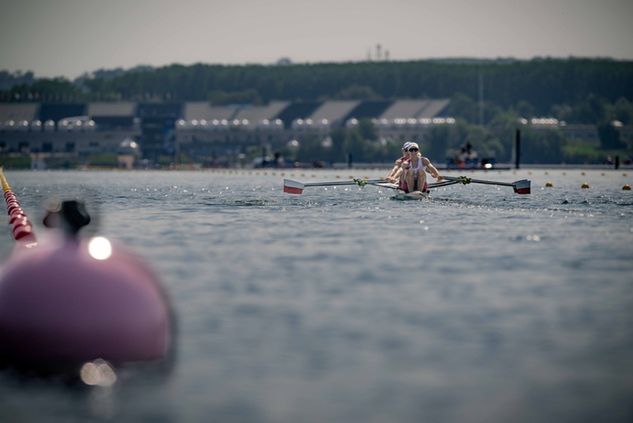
[407,142,420,155]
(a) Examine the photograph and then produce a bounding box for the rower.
[403,142,442,193]
[385,142,412,183]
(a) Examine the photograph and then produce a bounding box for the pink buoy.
[9,213,26,225]
[11,216,31,230]
[7,205,21,216]
[9,210,25,221]
[12,223,34,241]
[0,201,173,371]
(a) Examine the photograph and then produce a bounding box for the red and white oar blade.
[513,179,531,194]
[283,179,305,194]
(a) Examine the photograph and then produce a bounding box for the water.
[1,169,632,422]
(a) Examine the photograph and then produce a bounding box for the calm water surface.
[1,169,632,422]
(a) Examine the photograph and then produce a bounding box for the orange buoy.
[581,183,590,189]
[545,182,554,188]
[623,184,631,191]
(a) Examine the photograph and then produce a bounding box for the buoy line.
[0,167,37,246]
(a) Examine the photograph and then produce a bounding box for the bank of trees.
[2,58,633,121]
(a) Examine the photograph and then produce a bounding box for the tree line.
[1,58,632,122]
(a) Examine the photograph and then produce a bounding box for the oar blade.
[513,179,531,194]
[283,179,305,195]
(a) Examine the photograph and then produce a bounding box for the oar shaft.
[428,180,461,189]
[466,178,514,187]
[304,179,386,187]
[441,176,514,187]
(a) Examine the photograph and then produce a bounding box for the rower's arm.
[392,166,404,181]
[425,160,441,180]
[386,161,402,181]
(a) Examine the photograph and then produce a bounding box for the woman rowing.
[385,142,412,183]
[403,142,442,193]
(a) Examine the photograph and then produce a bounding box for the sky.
[1,0,632,79]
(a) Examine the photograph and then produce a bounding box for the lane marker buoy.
[581,183,590,189]
[623,184,631,191]
[0,200,173,375]
[1,168,36,245]
[545,182,553,187]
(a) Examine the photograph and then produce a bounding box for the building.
[1,99,456,167]
[0,103,140,165]
[173,99,455,163]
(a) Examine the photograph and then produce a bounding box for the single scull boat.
[283,176,531,199]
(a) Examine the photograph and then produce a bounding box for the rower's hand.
[436,174,443,181]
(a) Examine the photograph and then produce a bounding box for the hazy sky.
[1,0,632,78]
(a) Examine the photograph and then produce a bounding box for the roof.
[183,102,238,121]
[415,99,450,118]
[38,103,87,121]
[380,100,429,120]
[309,101,360,125]
[0,103,39,122]
[87,102,136,117]
[379,99,451,120]
[136,102,182,118]
[233,101,289,122]
[274,102,323,128]
[342,100,392,122]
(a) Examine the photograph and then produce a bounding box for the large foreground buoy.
[0,201,172,373]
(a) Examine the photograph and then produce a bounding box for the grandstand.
[1,99,457,166]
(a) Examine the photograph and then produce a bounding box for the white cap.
[402,142,412,150]
[408,142,419,150]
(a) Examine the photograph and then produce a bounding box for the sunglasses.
[408,148,419,152]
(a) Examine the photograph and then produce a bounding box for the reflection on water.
[1,170,632,422]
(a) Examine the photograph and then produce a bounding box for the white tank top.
[411,156,428,177]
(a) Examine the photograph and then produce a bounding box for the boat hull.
[391,191,430,201]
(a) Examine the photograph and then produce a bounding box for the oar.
[427,179,463,189]
[283,178,387,194]
[440,175,531,194]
